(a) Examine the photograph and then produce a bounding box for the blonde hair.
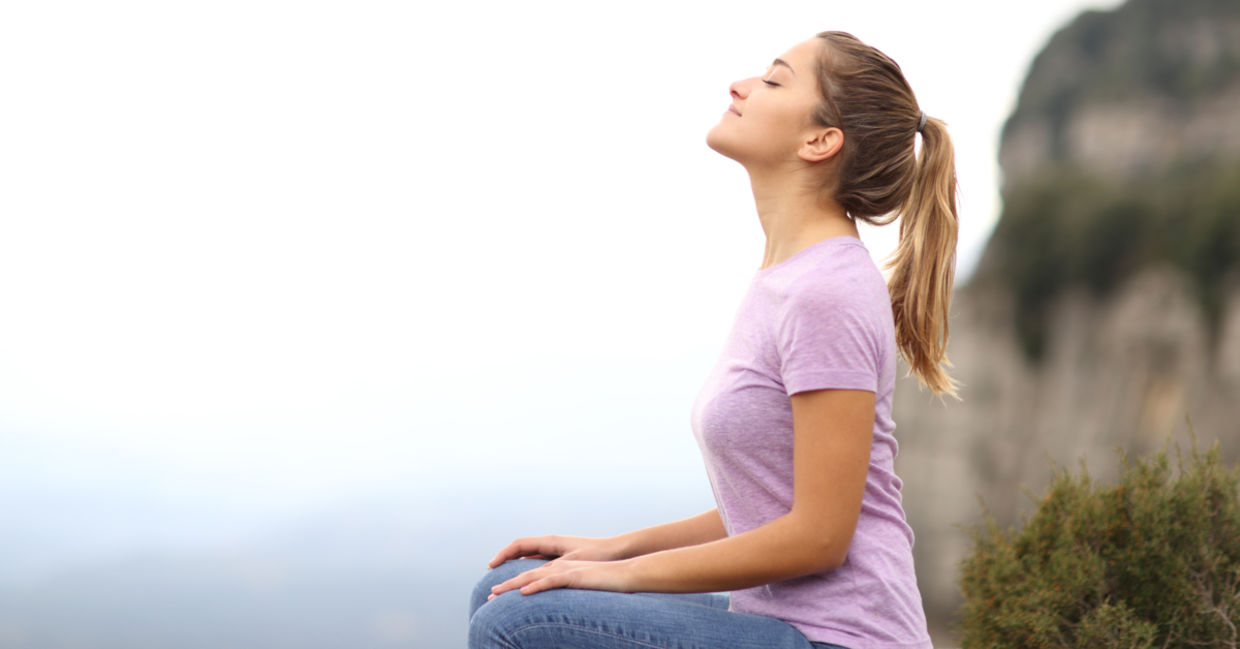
[812,31,960,397]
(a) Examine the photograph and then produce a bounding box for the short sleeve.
[775,275,881,396]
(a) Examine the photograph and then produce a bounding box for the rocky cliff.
[894,0,1240,639]
[1000,0,1240,187]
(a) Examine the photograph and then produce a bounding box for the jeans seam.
[509,621,681,649]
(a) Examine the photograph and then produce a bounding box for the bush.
[976,161,1240,361]
[958,442,1240,649]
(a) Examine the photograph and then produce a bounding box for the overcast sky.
[1,0,1124,541]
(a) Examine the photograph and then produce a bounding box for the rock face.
[894,0,1240,638]
[998,0,1240,188]
[1001,85,1240,184]
[896,272,1240,628]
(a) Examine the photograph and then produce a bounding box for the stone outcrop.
[893,0,1240,638]
[896,271,1240,627]
[998,0,1240,188]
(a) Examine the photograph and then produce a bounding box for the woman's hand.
[487,534,627,569]
[486,558,635,599]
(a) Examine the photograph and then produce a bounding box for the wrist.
[616,555,643,593]
[607,534,637,560]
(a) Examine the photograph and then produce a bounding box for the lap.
[468,559,828,649]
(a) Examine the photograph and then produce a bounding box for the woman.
[467,30,957,649]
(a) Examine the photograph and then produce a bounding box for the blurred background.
[1,0,1237,647]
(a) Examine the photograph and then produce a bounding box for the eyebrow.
[771,58,796,76]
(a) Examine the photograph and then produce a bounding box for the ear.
[797,126,843,163]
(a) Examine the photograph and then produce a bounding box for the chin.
[705,126,741,161]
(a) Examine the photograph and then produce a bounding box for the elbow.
[816,543,850,573]
[785,513,857,574]
[803,532,853,574]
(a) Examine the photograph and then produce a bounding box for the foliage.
[958,442,1240,649]
[975,162,1240,360]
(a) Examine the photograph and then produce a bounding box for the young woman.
[467,30,957,649]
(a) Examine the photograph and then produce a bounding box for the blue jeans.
[469,559,849,649]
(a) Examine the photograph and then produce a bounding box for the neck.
[747,166,857,270]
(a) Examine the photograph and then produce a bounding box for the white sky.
[0,0,1124,520]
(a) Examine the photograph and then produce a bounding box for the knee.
[468,585,568,649]
[468,592,515,649]
[468,559,547,622]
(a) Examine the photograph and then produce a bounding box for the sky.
[0,0,1126,568]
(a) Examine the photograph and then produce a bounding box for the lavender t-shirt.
[690,237,931,649]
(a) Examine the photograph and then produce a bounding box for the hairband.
[917,112,927,133]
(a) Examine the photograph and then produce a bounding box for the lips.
[728,105,742,116]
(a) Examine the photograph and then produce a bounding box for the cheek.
[751,104,810,148]
[705,98,813,161]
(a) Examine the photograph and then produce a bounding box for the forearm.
[611,508,727,558]
[622,512,845,593]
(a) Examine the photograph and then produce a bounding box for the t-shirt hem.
[800,630,933,649]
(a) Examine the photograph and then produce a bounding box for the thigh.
[631,590,730,610]
[469,572,817,649]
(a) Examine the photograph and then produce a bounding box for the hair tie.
[916,112,927,133]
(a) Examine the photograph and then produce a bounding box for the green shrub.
[958,442,1240,649]
[975,161,1240,361]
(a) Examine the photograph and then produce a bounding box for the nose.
[729,78,752,100]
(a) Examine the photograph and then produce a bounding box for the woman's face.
[705,37,827,167]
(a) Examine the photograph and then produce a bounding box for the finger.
[520,573,568,596]
[488,541,538,568]
[488,541,525,568]
[488,538,560,568]
[492,551,557,568]
[487,578,517,599]
[489,566,543,597]
[487,566,578,600]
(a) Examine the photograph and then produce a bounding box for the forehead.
[775,38,823,74]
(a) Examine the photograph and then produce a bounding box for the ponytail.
[886,116,959,397]
[811,31,959,397]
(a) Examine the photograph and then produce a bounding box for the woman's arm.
[487,509,726,568]
[611,508,727,558]
[488,388,873,597]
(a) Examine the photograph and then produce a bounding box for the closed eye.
[762,79,780,87]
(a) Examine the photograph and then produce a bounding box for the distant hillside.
[891,0,1240,644]
[974,0,1240,358]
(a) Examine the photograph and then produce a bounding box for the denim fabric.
[469,559,849,649]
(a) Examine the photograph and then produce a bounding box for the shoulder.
[780,241,888,320]
[770,240,891,393]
